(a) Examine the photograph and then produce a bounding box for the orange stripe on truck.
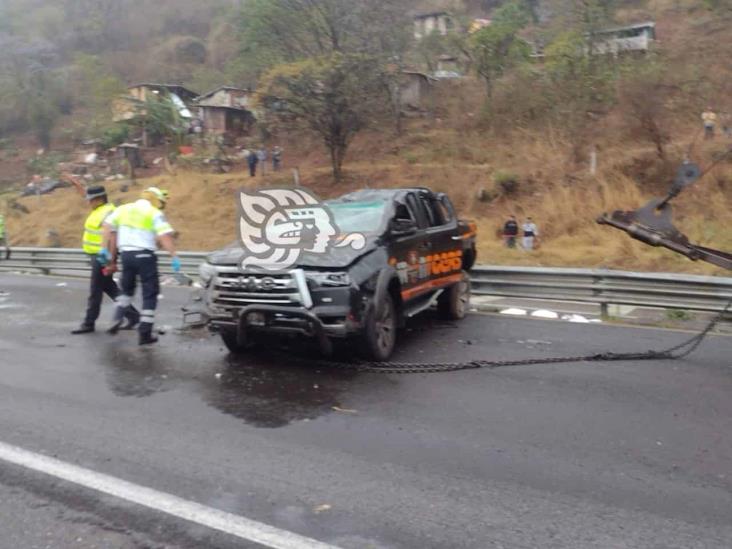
[401,273,464,301]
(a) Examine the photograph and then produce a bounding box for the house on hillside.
[399,71,436,112]
[195,86,256,136]
[195,86,253,110]
[127,83,199,104]
[414,11,455,39]
[588,22,656,55]
[434,55,462,79]
[112,83,199,122]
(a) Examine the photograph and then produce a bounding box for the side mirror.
[390,218,418,236]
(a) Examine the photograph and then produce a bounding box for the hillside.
[1,0,731,276]
[4,107,730,276]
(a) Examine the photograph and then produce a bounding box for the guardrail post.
[600,302,610,321]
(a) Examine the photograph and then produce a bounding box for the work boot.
[107,319,124,335]
[71,324,94,334]
[138,332,158,346]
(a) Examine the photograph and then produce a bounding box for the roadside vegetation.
[0,0,731,275]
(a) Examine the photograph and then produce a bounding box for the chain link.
[290,300,731,374]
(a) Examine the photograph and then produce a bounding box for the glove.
[171,256,181,273]
[97,248,111,267]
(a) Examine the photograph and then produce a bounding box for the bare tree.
[257,54,388,182]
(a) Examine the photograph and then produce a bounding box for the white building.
[413,11,455,40]
[589,22,656,55]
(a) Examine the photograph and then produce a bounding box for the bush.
[403,152,419,164]
[476,186,498,202]
[494,170,520,195]
[26,152,67,177]
[100,123,130,149]
[666,309,693,321]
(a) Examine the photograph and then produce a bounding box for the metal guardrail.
[0,247,207,277]
[1,247,731,314]
[470,266,732,315]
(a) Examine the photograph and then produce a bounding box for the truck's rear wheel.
[463,245,477,270]
[438,271,470,320]
[220,329,254,354]
[361,293,397,361]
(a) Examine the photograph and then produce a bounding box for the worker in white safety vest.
[101,187,180,345]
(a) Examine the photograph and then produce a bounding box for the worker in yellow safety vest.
[0,212,10,259]
[63,174,139,334]
[102,187,179,345]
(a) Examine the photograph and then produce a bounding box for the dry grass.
[4,123,730,277]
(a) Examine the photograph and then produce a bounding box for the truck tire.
[463,245,477,270]
[438,271,470,320]
[361,293,397,361]
[220,329,253,354]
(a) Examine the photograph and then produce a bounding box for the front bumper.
[208,303,355,336]
[196,267,362,352]
[232,304,340,354]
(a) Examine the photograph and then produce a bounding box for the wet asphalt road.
[0,272,731,549]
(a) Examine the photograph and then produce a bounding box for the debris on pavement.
[332,406,358,414]
[531,309,559,319]
[500,308,528,316]
[313,504,332,514]
[562,314,591,323]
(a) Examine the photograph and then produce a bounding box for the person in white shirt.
[101,187,179,345]
[522,217,538,251]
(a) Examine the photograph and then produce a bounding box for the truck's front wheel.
[220,329,253,354]
[361,293,397,361]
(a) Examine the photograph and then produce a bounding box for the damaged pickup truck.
[196,188,477,360]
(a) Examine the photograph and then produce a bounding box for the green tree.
[237,0,412,75]
[239,0,411,137]
[471,26,530,96]
[0,39,68,148]
[72,53,126,139]
[128,93,188,151]
[257,54,388,182]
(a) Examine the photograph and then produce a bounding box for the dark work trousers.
[115,250,160,337]
[83,256,138,327]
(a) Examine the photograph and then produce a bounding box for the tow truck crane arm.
[597,161,732,271]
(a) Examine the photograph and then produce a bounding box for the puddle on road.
[99,336,364,428]
[198,353,359,428]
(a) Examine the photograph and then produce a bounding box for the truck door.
[389,192,429,297]
[415,190,463,288]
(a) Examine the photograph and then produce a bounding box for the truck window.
[405,193,428,228]
[394,203,413,221]
[418,193,450,227]
[436,195,454,224]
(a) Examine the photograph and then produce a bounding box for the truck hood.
[206,238,381,270]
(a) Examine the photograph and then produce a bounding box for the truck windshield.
[328,201,388,234]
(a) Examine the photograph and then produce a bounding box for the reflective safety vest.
[0,214,5,239]
[82,203,115,254]
[116,201,159,232]
[111,199,173,251]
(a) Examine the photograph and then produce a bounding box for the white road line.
[0,441,339,549]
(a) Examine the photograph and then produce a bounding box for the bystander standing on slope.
[522,217,539,251]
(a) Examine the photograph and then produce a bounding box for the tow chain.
[287,299,731,374]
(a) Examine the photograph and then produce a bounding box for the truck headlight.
[307,272,352,287]
[198,262,217,285]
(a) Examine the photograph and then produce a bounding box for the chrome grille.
[210,270,301,311]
